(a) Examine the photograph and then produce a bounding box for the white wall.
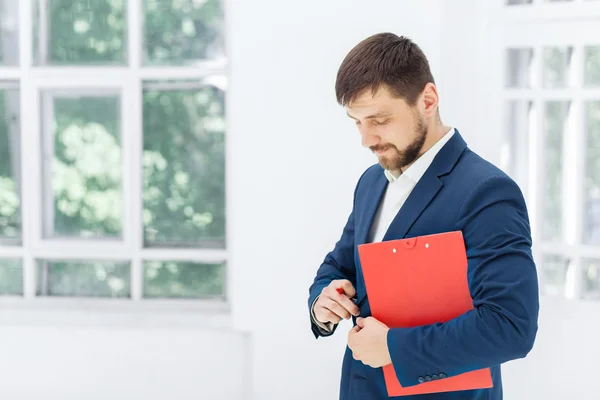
[227,1,442,399]
[0,308,250,400]
[499,297,600,400]
[438,0,495,162]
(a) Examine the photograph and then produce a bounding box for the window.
[0,0,227,306]
[41,91,123,239]
[497,0,600,300]
[0,83,20,244]
[0,0,19,66]
[0,258,22,295]
[142,1,225,66]
[142,80,226,248]
[33,0,127,65]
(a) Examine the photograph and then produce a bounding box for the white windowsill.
[0,297,235,331]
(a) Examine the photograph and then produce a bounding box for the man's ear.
[421,83,439,119]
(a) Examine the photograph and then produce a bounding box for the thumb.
[356,317,366,329]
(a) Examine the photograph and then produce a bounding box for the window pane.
[143,0,225,65]
[506,48,534,88]
[584,46,600,87]
[502,100,533,193]
[36,260,130,297]
[144,261,224,298]
[542,101,568,242]
[41,93,122,239]
[0,0,19,66]
[33,0,126,65]
[541,254,569,296]
[542,47,572,88]
[143,82,225,246]
[583,258,600,300]
[0,258,22,295]
[584,101,600,244]
[0,87,20,242]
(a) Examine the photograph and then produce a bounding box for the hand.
[347,317,392,368]
[314,280,360,325]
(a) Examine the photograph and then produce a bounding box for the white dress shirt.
[312,127,456,332]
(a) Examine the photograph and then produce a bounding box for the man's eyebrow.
[346,112,392,120]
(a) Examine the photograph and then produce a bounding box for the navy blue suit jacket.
[308,130,539,399]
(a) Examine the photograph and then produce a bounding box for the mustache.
[370,144,396,152]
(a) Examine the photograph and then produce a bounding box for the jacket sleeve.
[386,174,540,387]
[308,172,364,339]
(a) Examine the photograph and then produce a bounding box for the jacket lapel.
[382,131,468,241]
[356,171,388,246]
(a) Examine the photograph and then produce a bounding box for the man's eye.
[373,119,388,126]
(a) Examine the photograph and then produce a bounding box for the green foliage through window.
[542,101,568,242]
[585,101,600,244]
[44,94,122,238]
[0,0,19,66]
[36,260,130,297]
[143,0,224,65]
[0,89,21,240]
[583,258,600,299]
[585,46,600,86]
[143,85,225,246]
[541,254,568,296]
[144,261,224,298]
[543,47,571,88]
[35,0,126,65]
[0,259,22,295]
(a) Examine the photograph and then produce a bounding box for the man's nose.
[360,127,379,148]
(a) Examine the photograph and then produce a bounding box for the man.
[307,33,539,400]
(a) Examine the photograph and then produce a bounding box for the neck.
[423,122,452,153]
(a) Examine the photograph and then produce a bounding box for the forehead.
[346,86,408,117]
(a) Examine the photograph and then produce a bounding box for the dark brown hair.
[335,33,435,107]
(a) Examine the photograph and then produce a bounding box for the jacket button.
[418,376,425,383]
[432,374,439,380]
[439,373,447,378]
[425,375,432,381]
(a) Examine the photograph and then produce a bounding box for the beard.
[371,116,428,172]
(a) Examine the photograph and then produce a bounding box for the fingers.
[348,329,362,363]
[335,280,357,298]
[324,282,360,317]
[320,297,352,321]
[347,326,360,351]
[356,317,366,328]
[315,280,360,324]
[314,297,358,324]
[314,296,345,324]
[314,306,341,324]
[337,296,360,318]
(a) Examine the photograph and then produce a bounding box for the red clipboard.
[357,231,493,396]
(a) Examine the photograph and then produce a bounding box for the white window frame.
[483,0,600,301]
[0,0,232,314]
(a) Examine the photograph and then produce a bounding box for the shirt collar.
[384,127,456,183]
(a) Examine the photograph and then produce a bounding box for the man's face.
[345,86,427,174]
